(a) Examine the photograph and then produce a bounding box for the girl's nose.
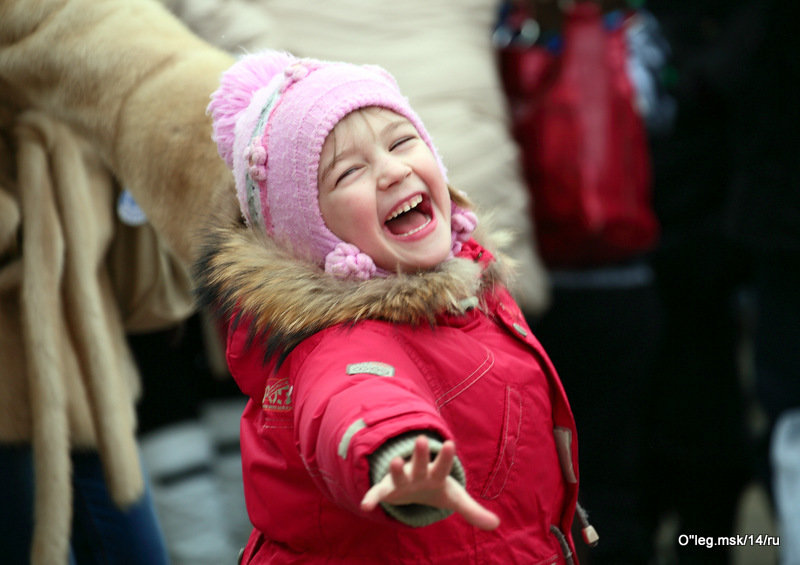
[377,156,411,191]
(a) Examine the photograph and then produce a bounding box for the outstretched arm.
[362,435,500,531]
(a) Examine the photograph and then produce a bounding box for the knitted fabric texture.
[207,50,476,279]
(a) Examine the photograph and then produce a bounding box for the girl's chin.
[386,243,453,272]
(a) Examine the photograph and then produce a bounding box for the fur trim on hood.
[195,219,509,359]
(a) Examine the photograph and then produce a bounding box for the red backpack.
[498,1,659,268]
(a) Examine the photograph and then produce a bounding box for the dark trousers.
[0,445,169,565]
[529,275,663,565]
[647,251,754,565]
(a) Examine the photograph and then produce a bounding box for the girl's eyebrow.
[380,118,409,136]
[319,118,411,184]
[319,147,354,185]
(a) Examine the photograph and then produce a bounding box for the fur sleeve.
[0,0,238,264]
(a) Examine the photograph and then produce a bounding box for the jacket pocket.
[481,385,522,499]
[433,349,494,406]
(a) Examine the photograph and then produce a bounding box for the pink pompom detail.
[450,208,478,243]
[245,141,267,181]
[325,243,377,281]
[448,207,477,256]
[281,62,311,92]
[208,51,296,167]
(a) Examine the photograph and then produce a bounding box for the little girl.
[198,50,595,564]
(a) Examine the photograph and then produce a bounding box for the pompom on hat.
[208,50,476,279]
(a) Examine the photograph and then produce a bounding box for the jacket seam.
[435,350,494,407]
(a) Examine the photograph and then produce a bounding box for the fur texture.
[0,1,239,562]
[13,112,143,564]
[195,213,508,361]
[0,0,239,265]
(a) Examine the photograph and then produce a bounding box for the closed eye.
[390,136,416,151]
[335,166,360,186]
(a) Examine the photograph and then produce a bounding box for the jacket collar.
[195,221,507,357]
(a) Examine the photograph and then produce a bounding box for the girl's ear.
[448,185,473,210]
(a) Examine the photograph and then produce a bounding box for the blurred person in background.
[644,0,786,563]
[0,0,239,562]
[725,0,800,562]
[496,1,666,562]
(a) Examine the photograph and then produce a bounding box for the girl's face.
[317,108,452,273]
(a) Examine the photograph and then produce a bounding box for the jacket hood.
[194,219,509,359]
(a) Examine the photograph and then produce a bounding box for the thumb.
[445,478,500,531]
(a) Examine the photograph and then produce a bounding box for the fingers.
[360,435,501,532]
[409,436,430,481]
[361,461,403,511]
[469,508,502,531]
[388,455,409,486]
[360,479,388,511]
[361,436,442,511]
[445,478,501,531]
[429,440,455,481]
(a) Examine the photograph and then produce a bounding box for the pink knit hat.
[208,50,476,280]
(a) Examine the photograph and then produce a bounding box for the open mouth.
[384,194,432,237]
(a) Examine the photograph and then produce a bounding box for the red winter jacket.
[197,228,581,564]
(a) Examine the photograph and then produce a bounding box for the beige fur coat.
[0,1,238,563]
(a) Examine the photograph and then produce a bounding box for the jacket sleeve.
[289,325,462,525]
[0,0,238,265]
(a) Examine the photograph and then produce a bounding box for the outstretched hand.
[360,435,500,531]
